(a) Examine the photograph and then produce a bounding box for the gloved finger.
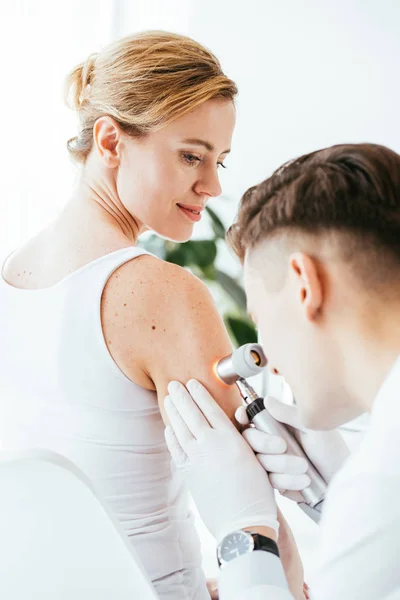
[242,427,287,455]
[268,472,311,492]
[168,381,211,439]
[257,452,309,476]
[164,395,194,448]
[164,425,188,467]
[186,379,232,431]
[235,405,250,426]
[264,396,306,432]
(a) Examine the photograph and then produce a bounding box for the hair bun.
[64,53,97,111]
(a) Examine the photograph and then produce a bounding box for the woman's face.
[116,98,236,241]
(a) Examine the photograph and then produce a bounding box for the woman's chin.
[144,219,195,243]
[160,228,194,244]
[176,232,194,243]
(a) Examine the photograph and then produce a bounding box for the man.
[164,143,400,599]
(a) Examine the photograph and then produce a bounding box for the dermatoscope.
[215,343,326,523]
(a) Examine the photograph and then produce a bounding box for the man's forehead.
[243,251,264,304]
[243,247,258,270]
[244,246,265,277]
[243,252,258,286]
[244,241,289,295]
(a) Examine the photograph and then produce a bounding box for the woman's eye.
[182,153,201,166]
[181,153,227,170]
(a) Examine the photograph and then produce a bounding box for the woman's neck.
[58,194,141,248]
[65,168,144,245]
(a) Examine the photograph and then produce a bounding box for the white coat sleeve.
[308,359,400,598]
[308,470,400,600]
[218,551,294,600]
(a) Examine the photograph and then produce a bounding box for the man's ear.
[93,116,121,167]
[289,252,323,320]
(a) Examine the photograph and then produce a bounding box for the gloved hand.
[164,379,278,543]
[236,396,350,500]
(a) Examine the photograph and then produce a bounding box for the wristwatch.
[217,530,280,568]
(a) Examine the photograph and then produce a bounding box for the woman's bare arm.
[276,509,306,600]
[103,258,306,596]
[101,255,242,422]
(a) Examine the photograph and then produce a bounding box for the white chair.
[0,448,158,599]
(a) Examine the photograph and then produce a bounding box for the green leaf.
[185,240,217,268]
[205,206,226,239]
[215,269,247,310]
[165,240,217,269]
[198,264,216,280]
[165,243,188,267]
[225,316,258,347]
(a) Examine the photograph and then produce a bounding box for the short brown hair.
[227,144,400,274]
[65,31,237,164]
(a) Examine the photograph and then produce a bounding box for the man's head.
[227,144,400,429]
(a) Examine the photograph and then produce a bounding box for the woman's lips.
[177,204,203,223]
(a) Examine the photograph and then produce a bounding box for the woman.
[0,31,303,599]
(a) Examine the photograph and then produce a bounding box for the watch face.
[218,531,254,564]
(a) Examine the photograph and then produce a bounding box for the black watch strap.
[251,532,280,558]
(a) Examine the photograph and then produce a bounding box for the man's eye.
[217,162,227,169]
[182,153,201,166]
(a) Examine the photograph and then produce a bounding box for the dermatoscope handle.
[247,398,326,520]
[216,343,325,522]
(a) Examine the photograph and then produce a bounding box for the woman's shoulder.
[101,253,218,391]
[109,253,209,300]
[102,254,214,342]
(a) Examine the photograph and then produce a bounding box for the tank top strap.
[72,245,157,292]
[93,245,155,272]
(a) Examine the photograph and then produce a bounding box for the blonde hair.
[65,30,238,164]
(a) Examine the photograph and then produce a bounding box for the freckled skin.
[101,255,242,422]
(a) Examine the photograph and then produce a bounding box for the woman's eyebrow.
[181,138,231,154]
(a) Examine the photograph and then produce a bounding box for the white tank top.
[0,246,208,600]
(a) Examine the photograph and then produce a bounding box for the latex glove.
[164,379,278,543]
[236,396,350,500]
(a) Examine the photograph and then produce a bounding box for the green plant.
[138,206,257,347]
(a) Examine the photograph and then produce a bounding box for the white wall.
[188,0,400,202]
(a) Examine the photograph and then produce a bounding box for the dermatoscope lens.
[250,350,262,366]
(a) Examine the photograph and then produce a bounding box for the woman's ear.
[289,252,323,320]
[92,116,121,167]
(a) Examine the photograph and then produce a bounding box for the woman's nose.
[194,166,222,198]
